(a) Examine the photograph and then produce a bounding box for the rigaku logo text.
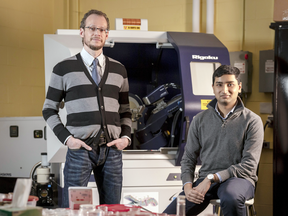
[192,55,219,60]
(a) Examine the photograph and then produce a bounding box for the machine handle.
[44,126,46,140]
[183,116,190,143]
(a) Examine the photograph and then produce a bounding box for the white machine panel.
[88,150,183,213]
[0,117,47,178]
[44,34,83,163]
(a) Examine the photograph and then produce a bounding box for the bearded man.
[42,9,132,207]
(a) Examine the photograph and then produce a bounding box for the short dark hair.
[80,9,110,30]
[212,65,241,85]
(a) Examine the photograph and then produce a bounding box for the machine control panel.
[34,130,43,138]
[37,184,53,206]
[166,173,181,181]
[166,171,200,181]
[10,125,19,137]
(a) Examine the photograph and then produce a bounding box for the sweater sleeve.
[42,64,72,144]
[118,69,132,139]
[180,118,201,185]
[217,113,264,184]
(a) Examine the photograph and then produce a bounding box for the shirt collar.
[80,48,105,68]
[215,102,237,120]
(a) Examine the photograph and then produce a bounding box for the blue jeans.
[62,146,123,208]
[163,177,255,216]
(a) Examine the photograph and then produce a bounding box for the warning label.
[234,62,246,74]
[201,99,211,110]
[123,26,141,30]
[265,60,274,73]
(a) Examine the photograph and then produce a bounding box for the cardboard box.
[0,206,42,216]
[274,0,288,21]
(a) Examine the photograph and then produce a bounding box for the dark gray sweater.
[181,97,264,186]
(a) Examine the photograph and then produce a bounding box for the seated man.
[163,65,263,216]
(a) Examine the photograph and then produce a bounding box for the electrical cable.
[264,121,269,131]
[169,108,182,147]
[30,162,41,180]
[30,162,41,196]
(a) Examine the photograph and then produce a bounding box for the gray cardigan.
[181,97,264,186]
[43,53,132,144]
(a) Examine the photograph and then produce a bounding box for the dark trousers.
[163,177,255,216]
[62,146,123,208]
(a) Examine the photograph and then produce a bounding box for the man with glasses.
[42,9,132,207]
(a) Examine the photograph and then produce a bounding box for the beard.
[84,38,104,51]
[88,44,102,51]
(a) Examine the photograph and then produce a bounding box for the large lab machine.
[43,28,230,213]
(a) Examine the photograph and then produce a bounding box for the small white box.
[68,187,93,210]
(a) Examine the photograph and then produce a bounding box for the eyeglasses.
[85,26,108,34]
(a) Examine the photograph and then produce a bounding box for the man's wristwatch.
[207,174,214,183]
